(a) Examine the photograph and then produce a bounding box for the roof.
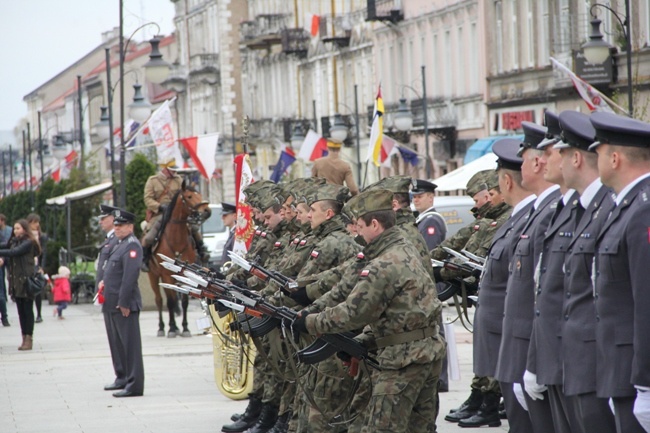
[45,182,113,206]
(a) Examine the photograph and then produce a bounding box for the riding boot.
[245,404,278,433]
[19,335,33,351]
[445,388,483,422]
[141,245,152,272]
[222,396,263,432]
[458,391,502,428]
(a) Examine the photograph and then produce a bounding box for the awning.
[45,182,113,206]
[464,135,524,164]
[434,153,497,192]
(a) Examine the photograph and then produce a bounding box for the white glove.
[523,370,547,401]
[633,387,650,432]
[513,383,529,411]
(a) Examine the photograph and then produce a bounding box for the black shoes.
[458,392,502,428]
[104,382,126,391]
[2,317,10,327]
[35,316,43,323]
[222,396,263,432]
[445,388,483,422]
[245,404,278,433]
[112,390,143,398]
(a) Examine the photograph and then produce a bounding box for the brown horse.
[146,181,211,337]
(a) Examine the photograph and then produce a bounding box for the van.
[432,195,476,237]
[201,204,231,268]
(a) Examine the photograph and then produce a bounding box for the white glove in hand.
[633,387,650,432]
[523,370,547,401]
[513,383,529,411]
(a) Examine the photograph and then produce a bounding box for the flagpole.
[354,84,361,183]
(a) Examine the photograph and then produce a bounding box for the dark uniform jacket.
[102,234,143,313]
[594,176,650,397]
[527,190,580,385]
[220,226,235,265]
[495,187,561,384]
[473,197,534,377]
[416,206,447,250]
[561,184,615,396]
[96,230,117,285]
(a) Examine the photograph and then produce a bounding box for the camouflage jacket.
[247,220,290,290]
[306,227,444,369]
[431,201,491,261]
[396,208,434,279]
[464,202,512,257]
[228,225,278,282]
[305,251,367,313]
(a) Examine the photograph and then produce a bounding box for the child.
[51,266,72,320]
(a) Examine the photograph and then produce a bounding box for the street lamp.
[329,114,348,143]
[128,84,153,122]
[393,98,413,132]
[289,122,305,150]
[95,106,110,141]
[143,36,171,84]
[581,2,632,116]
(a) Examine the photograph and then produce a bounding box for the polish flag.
[297,129,328,162]
[310,14,320,36]
[180,133,219,180]
[380,135,401,168]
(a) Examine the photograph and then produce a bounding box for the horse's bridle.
[176,191,209,225]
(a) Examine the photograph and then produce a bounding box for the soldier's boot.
[192,229,210,265]
[267,411,289,433]
[498,399,507,419]
[141,245,152,272]
[19,335,33,351]
[444,388,483,422]
[222,396,263,432]
[458,391,502,428]
[245,404,278,433]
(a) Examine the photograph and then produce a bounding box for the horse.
[146,181,211,337]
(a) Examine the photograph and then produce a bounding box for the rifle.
[228,251,298,292]
[158,254,380,369]
[442,247,484,272]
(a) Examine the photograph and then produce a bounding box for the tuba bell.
[209,305,256,400]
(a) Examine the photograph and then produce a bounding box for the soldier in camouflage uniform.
[294,189,445,433]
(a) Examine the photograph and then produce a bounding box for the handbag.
[25,273,47,297]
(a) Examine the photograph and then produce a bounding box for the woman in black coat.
[0,219,41,350]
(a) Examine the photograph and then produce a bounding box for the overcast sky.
[0,0,176,137]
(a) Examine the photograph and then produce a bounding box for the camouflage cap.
[466,170,490,197]
[243,180,275,201]
[364,175,411,194]
[258,185,282,211]
[341,193,363,221]
[307,184,350,206]
[485,170,499,190]
[288,177,326,201]
[352,189,394,218]
[246,183,276,209]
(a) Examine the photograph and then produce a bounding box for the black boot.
[458,391,502,428]
[498,398,507,419]
[221,396,263,432]
[2,317,9,327]
[444,388,483,422]
[245,404,278,433]
[195,238,210,265]
[141,245,152,272]
[266,411,289,433]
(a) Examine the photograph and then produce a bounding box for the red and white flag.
[233,154,255,255]
[380,135,401,168]
[180,133,219,180]
[148,99,184,164]
[550,57,623,114]
[297,129,328,162]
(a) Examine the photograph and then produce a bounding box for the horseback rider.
[141,157,209,272]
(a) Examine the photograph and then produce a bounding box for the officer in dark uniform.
[220,202,237,266]
[411,179,447,250]
[96,204,125,393]
[471,138,536,433]
[495,121,560,433]
[555,111,617,433]
[589,112,650,433]
[101,209,145,398]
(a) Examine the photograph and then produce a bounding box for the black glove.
[336,351,352,363]
[289,287,311,306]
[291,311,309,335]
[231,278,248,289]
[472,268,482,279]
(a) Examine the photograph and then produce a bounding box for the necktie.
[575,202,586,224]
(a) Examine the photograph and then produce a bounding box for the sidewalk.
[0,301,508,432]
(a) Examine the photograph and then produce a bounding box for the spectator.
[26,213,47,323]
[0,214,13,326]
[51,266,72,320]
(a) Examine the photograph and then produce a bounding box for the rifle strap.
[375,326,437,349]
[450,280,474,333]
[251,330,293,381]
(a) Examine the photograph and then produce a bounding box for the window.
[495,1,504,74]
[527,0,534,67]
[432,34,439,96]
[510,0,518,70]
[445,31,452,97]
[470,23,479,94]
[538,0,550,65]
[457,26,465,95]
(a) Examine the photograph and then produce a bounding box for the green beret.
[352,189,393,218]
[466,170,490,197]
[307,184,350,206]
[364,175,411,194]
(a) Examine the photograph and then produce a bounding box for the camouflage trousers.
[250,333,283,407]
[360,359,443,433]
[470,375,501,394]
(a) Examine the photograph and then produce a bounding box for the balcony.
[281,28,310,57]
[240,14,289,51]
[366,0,403,24]
[189,53,220,85]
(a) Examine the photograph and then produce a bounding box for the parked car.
[201,204,230,268]
[424,195,476,238]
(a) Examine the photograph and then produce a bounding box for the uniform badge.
[255,229,262,236]
[474,225,480,231]
[647,227,650,244]
[520,234,529,239]
[274,241,282,248]
[360,269,370,277]
[427,227,436,235]
[129,250,137,258]
[261,232,267,238]
[310,250,319,258]
[356,252,365,260]
[299,240,307,246]
[516,260,521,270]
[490,221,497,227]
[293,238,300,244]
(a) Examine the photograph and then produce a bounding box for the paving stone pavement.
[0,300,508,432]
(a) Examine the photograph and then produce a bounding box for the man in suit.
[100,209,145,398]
[471,137,536,432]
[495,121,561,433]
[524,111,579,433]
[411,179,447,250]
[589,112,650,433]
[220,202,237,266]
[555,111,617,433]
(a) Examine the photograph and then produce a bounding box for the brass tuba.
[209,306,256,400]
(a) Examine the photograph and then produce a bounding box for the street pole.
[105,48,117,205]
[354,84,361,183]
[119,0,126,208]
[22,130,27,192]
[231,122,236,155]
[27,124,34,209]
[624,0,632,116]
[77,75,85,172]
[8,145,13,195]
[1,152,5,197]
[38,111,44,184]
[312,99,317,133]
[422,65,431,179]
